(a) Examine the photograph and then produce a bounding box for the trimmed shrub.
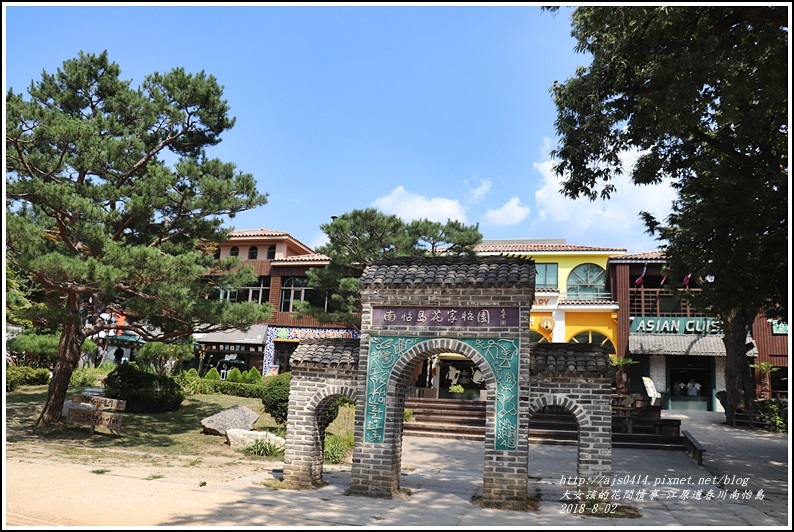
[6,366,51,391]
[204,367,221,381]
[244,366,262,385]
[103,363,184,413]
[325,396,355,426]
[226,367,243,383]
[69,366,98,388]
[261,371,291,425]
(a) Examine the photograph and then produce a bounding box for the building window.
[248,246,258,260]
[280,277,312,312]
[535,263,558,289]
[568,330,615,355]
[266,245,276,260]
[230,246,239,257]
[529,331,550,343]
[213,248,221,260]
[566,263,607,300]
[238,276,271,305]
[219,289,238,302]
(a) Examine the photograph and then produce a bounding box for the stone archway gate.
[282,255,612,510]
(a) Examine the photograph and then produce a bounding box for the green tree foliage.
[7,333,61,368]
[6,51,271,424]
[103,363,184,413]
[296,208,482,328]
[134,340,195,376]
[547,6,787,424]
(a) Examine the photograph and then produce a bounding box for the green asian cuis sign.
[630,317,723,335]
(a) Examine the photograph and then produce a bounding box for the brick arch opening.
[364,338,501,495]
[526,393,609,479]
[281,338,360,489]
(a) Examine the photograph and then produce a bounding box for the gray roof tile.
[360,256,535,288]
[529,342,612,376]
[289,338,361,367]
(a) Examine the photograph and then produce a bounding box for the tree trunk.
[37,294,84,425]
[722,315,756,426]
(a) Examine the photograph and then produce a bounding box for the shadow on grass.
[5,386,278,456]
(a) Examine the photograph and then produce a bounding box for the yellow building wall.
[564,312,618,353]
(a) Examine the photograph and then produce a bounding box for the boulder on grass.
[226,428,286,451]
[201,404,260,436]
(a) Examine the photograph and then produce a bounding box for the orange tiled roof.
[227,228,314,253]
[473,239,626,254]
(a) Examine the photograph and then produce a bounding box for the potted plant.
[448,384,465,399]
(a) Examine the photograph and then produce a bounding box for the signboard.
[71,395,126,411]
[68,409,123,431]
[630,317,723,335]
[371,306,520,327]
[642,376,661,399]
[265,364,279,377]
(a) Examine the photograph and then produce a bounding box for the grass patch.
[5,385,281,461]
[145,473,164,480]
[91,468,110,474]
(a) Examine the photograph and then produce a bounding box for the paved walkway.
[4,411,790,528]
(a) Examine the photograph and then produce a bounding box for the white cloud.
[527,138,676,253]
[463,177,492,203]
[481,196,530,226]
[371,185,468,223]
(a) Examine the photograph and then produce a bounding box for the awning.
[192,324,269,345]
[630,334,726,356]
[107,332,145,346]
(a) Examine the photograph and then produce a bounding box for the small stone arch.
[528,342,613,479]
[281,339,360,489]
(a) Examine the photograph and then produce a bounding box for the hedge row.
[6,366,51,391]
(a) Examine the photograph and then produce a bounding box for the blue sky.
[3,2,677,253]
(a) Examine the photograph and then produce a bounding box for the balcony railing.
[629,287,706,318]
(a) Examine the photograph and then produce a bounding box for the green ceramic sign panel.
[364,336,520,450]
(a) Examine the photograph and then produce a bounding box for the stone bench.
[682,430,706,465]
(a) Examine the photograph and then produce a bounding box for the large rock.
[61,400,94,419]
[201,404,260,436]
[226,429,286,451]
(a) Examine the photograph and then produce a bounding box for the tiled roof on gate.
[529,343,611,377]
[289,338,361,367]
[359,255,535,288]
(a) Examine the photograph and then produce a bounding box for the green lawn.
[6,385,354,462]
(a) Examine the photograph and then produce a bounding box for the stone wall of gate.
[282,356,359,489]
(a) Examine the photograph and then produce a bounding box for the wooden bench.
[67,394,126,435]
[682,430,706,465]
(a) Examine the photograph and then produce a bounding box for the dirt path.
[4,405,289,527]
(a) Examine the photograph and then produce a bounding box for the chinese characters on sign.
[371,306,520,327]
